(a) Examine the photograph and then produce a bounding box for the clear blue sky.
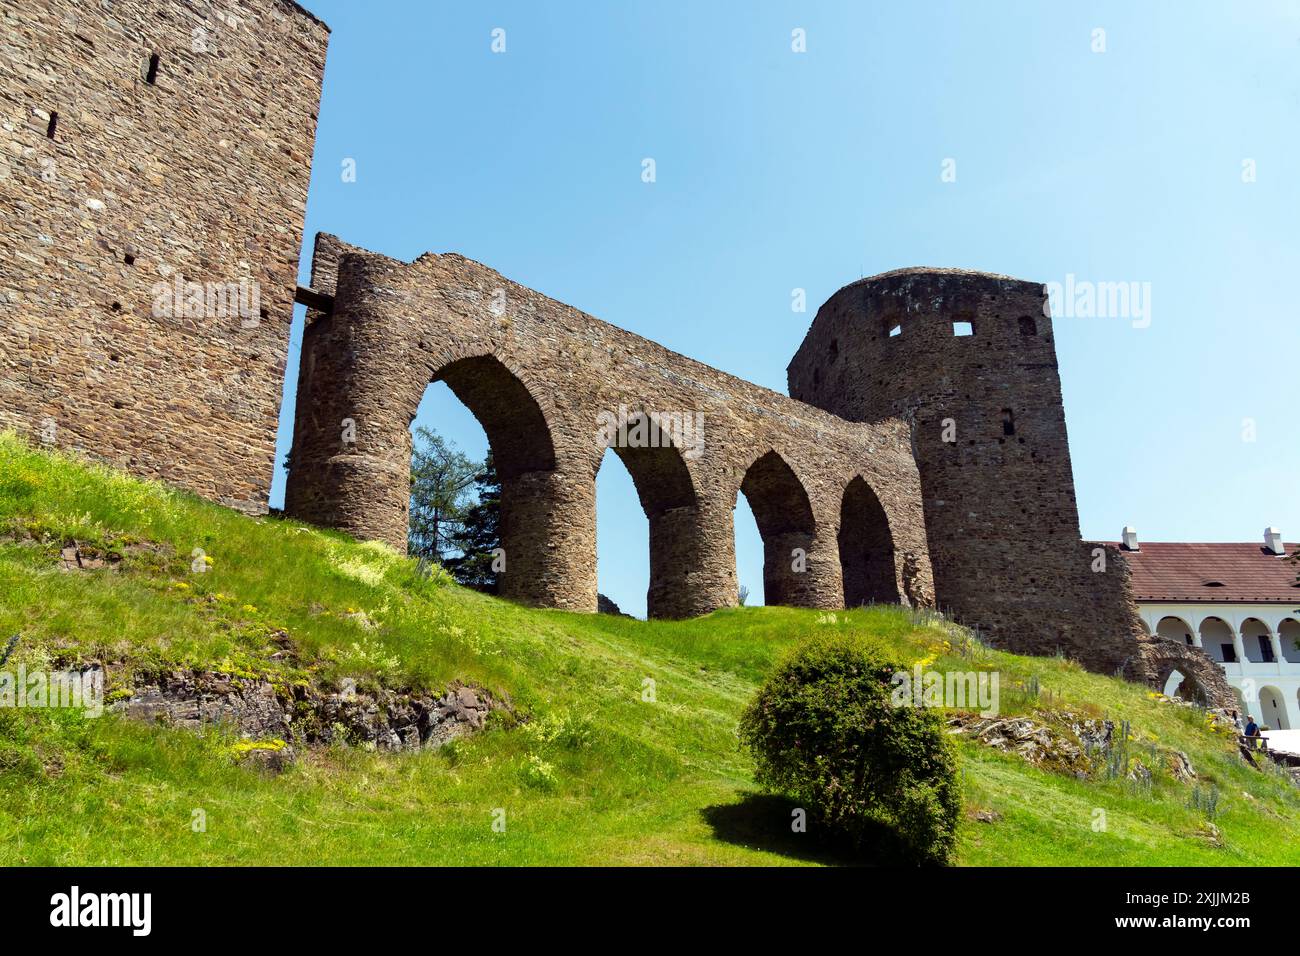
[270,0,1300,618]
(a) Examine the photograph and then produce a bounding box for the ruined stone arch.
[418,341,566,450]
[413,352,577,609]
[287,238,934,622]
[594,408,704,619]
[424,353,557,480]
[736,450,817,607]
[839,474,901,607]
[1158,665,1209,705]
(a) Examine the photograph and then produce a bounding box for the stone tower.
[789,268,1142,667]
[0,0,329,512]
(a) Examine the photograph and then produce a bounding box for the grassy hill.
[0,431,1296,866]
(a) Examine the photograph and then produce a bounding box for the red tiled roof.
[1106,542,1300,603]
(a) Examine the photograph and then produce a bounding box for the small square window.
[952,321,973,337]
[888,323,901,338]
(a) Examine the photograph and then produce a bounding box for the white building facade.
[1121,528,1300,731]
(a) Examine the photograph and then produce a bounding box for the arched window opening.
[1156,616,1194,646]
[1199,617,1235,663]
[1280,619,1300,664]
[1258,686,1289,730]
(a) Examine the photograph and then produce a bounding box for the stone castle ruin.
[0,0,1231,704]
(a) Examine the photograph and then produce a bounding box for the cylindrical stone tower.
[788,268,1133,665]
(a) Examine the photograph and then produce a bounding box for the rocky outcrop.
[947,709,1198,783]
[57,539,170,572]
[114,669,507,768]
[948,711,1097,777]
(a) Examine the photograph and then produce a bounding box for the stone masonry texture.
[285,235,934,620]
[787,268,1233,704]
[0,0,328,513]
[3,0,1232,705]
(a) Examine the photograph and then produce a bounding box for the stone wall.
[285,234,934,619]
[788,268,1233,705]
[3,0,1228,703]
[0,0,328,512]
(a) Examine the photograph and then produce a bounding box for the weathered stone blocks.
[788,268,1232,704]
[0,0,328,512]
[285,235,934,619]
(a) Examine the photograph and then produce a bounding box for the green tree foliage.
[408,427,478,562]
[445,455,501,592]
[739,634,961,865]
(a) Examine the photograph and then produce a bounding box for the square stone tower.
[0,0,329,511]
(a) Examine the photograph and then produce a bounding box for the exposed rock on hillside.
[113,668,508,769]
[947,709,1198,783]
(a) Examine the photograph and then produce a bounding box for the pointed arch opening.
[410,354,560,607]
[1160,667,1209,705]
[839,475,900,607]
[596,410,700,619]
[433,355,556,480]
[737,451,816,607]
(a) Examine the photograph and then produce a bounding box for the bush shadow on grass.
[701,793,922,867]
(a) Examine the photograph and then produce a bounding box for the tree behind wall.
[408,426,478,561]
[445,454,502,593]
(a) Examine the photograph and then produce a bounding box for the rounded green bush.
[739,634,961,865]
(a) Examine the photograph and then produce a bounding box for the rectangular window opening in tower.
[146,53,160,85]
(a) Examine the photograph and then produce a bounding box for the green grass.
[1,430,1297,865]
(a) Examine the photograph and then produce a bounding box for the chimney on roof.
[1121,526,1139,551]
[1264,527,1285,555]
